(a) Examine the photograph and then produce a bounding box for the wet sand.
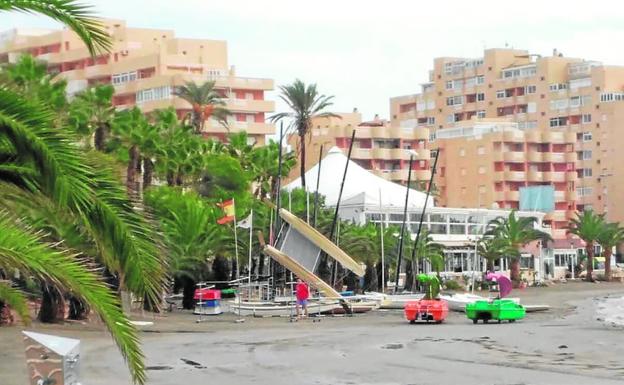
[2,281,624,385]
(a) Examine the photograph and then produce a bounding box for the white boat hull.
[227,300,341,317]
[440,293,520,312]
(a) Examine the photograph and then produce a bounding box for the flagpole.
[233,198,240,282]
[248,209,253,299]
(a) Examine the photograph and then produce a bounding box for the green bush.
[444,280,463,291]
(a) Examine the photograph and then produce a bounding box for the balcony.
[351,148,372,159]
[503,151,526,162]
[552,229,567,240]
[225,98,275,113]
[494,191,505,201]
[528,170,544,182]
[546,211,567,221]
[390,169,431,181]
[526,131,545,143]
[505,190,520,201]
[505,171,527,181]
[566,210,577,220]
[214,76,274,91]
[545,152,566,163]
[372,148,392,159]
[527,150,544,162]
[554,190,566,202]
[566,190,577,201]
[391,148,411,160]
[565,152,577,162]
[566,171,578,181]
[503,130,525,142]
[546,171,566,182]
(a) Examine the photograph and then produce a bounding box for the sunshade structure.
[285,146,431,209]
[263,207,365,297]
[486,272,513,298]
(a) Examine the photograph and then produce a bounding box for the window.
[446,114,456,123]
[581,168,593,177]
[578,150,592,160]
[136,85,171,103]
[549,83,568,91]
[476,110,486,118]
[477,146,485,155]
[570,95,591,108]
[582,114,592,123]
[478,166,486,174]
[550,99,568,110]
[445,80,453,90]
[600,92,624,102]
[446,95,464,106]
[476,75,485,85]
[527,102,536,113]
[576,186,593,197]
[496,90,506,99]
[569,78,591,90]
[112,71,137,85]
[427,117,435,125]
[501,65,537,79]
[477,93,485,101]
[525,85,537,94]
[582,132,592,141]
[550,117,567,127]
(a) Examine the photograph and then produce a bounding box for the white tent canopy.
[285,146,432,209]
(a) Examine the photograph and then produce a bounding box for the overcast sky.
[2,0,624,122]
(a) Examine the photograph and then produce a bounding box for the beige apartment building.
[289,111,431,185]
[390,48,624,230]
[0,19,274,144]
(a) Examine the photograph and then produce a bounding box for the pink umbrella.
[485,272,513,298]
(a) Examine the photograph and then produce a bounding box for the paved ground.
[2,281,624,385]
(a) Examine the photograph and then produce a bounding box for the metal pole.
[329,130,357,286]
[409,148,440,284]
[312,145,324,228]
[274,123,284,246]
[379,188,385,292]
[306,188,310,224]
[233,198,240,281]
[394,154,414,293]
[248,209,253,299]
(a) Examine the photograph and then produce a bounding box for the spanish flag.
[217,199,235,224]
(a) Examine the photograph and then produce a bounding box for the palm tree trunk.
[68,296,89,320]
[127,145,139,193]
[166,171,175,186]
[94,123,108,151]
[175,173,183,186]
[257,254,265,277]
[143,158,154,189]
[299,133,307,189]
[404,259,414,291]
[487,259,495,273]
[39,283,62,323]
[586,244,594,282]
[605,249,613,282]
[510,258,521,284]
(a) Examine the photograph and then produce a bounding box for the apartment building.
[0,19,274,144]
[288,111,431,185]
[390,48,624,226]
[434,120,577,241]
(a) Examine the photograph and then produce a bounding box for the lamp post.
[393,150,418,293]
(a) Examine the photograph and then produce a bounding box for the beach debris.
[180,358,206,369]
[382,343,404,350]
[558,345,568,349]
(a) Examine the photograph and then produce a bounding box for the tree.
[250,139,296,199]
[567,210,605,282]
[486,211,551,283]
[173,80,230,133]
[596,222,623,281]
[269,79,339,189]
[477,236,510,272]
[406,228,445,291]
[0,2,159,381]
[69,84,115,151]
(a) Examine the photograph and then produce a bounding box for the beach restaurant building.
[287,147,579,281]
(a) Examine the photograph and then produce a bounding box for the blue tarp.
[519,185,555,212]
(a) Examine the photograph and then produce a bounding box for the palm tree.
[0,2,160,382]
[173,80,230,133]
[486,211,551,283]
[68,84,115,151]
[477,236,509,272]
[269,79,339,189]
[407,228,445,290]
[596,222,624,282]
[567,210,605,282]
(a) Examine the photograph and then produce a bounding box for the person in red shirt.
[295,278,309,318]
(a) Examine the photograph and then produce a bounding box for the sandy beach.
[2,281,624,385]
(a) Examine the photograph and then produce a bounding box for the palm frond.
[0,211,145,384]
[1,0,112,55]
